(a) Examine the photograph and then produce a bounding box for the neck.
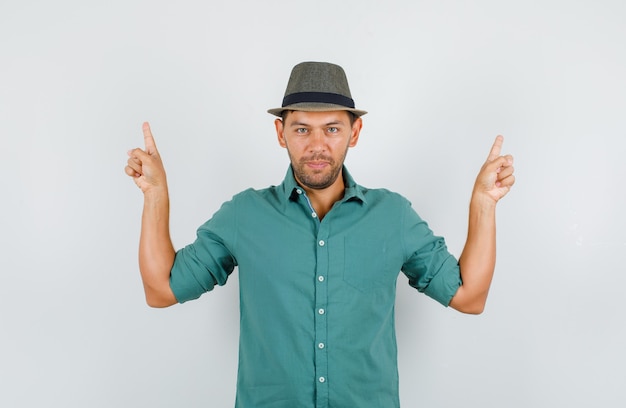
[299,171,345,220]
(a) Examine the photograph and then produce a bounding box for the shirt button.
[318,342,325,349]
[296,189,302,194]
[318,276,324,282]
[319,377,326,383]
[318,240,325,247]
[312,212,317,218]
[318,308,325,315]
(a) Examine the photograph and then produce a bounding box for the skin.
[275,110,362,219]
[126,112,515,313]
[125,123,177,307]
[451,136,515,313]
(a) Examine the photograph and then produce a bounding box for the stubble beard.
[290,151,348,191]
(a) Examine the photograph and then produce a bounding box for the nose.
[308,129,326,153]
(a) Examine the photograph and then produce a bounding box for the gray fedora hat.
[268,61,367,117]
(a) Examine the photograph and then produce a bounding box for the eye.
[327,127,339,133]
[296,128,308,134]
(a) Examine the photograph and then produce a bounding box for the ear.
[275,118,287,148]
[348,117,363,148]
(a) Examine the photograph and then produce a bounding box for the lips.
[302,155,333,168]
[305,161,330,170]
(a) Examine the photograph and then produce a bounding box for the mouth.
[305,161,329,169]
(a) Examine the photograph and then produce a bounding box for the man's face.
[275,110,362,191]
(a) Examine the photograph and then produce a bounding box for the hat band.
[282,92,355,108]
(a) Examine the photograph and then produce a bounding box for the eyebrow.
[288,120,345,128]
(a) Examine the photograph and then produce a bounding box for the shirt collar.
[281,166,367,205]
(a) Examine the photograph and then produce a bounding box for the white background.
[1,0,625,406]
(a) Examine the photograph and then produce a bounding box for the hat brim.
[267,102,367,117]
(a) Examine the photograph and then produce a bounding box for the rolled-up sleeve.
[169,199,238,303]
[400,202,462,306]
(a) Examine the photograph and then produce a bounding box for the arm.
[125,122,177,308]
[449,135,515,314]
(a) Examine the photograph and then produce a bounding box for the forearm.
[139,187,176,307]
[453,195,497,314]
[448,135,514,314]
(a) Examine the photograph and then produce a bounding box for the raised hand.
[125,122,176,307]
[473,135,515,203]
[125,122,168,194]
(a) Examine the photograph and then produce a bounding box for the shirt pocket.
[342,237,393,292]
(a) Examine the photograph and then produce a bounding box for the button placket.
[314,226,329,406]
[294,186,330,405]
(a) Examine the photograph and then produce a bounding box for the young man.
[125,61,515,407]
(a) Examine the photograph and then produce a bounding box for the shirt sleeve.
[400,201,462,306]
[169,198,238,303]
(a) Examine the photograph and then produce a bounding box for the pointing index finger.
[488,135,504,161]
[142,122,157,154]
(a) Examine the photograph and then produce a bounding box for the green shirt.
[170,166,462,408]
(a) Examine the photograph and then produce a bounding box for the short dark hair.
[280,110,357,126]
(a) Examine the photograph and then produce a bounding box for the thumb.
[142,122,158,155]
